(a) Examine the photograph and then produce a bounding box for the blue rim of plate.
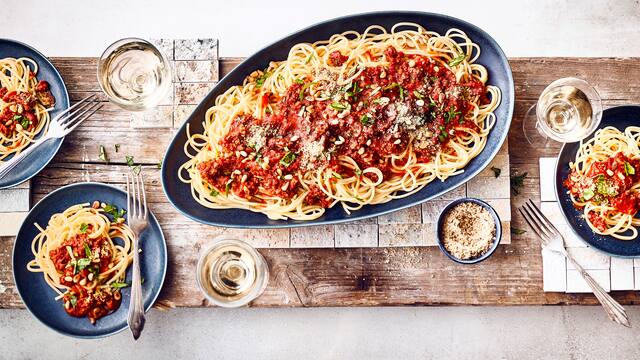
[161,11,515,228]
[0,39,70,189]
[12,182,167,338]
[435,197,502,264]
[555,105,640,258]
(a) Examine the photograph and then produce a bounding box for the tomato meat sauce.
[564,152,640,231]
[0,79,55,138]
[49,230,121,324]
[198,47,489,207]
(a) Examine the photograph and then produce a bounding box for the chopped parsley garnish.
[444,105,461,124]
[383,83,400,90]
[114,144,120,153]
[354,168,363,176]
[77,258,91,270]
[280,151,296,167]
[448,53,466,67]
[111,282,129,289]
[305,54,314,64]
[624,162,635,175]
[510,172,528,195]
[428,96,437,107]
[255,71,271,88]
[298,82,316,101]
[125,155,141,175]
[209,189,219,197]
[438,134,446,142]
[79,223,89,234]
[20,117,30,129]
[511,227,527,235]
[360,114,372,126]
[84,243,92,258]
[294,78,304,85]
[98,145,108,163]
[330,102,347,111]
[383,83,405,100]
[68,294,77,308]
[66,245,75,259]
[103,203,126,219]
[413,91,424,100]
[225,180,232,196]
[490,166,501,178]
[157,161,162,169]
[332,172,343,179]
[125,155,135,166]
[596,175,617,196]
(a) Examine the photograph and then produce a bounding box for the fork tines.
[517,199,562,246]
[126,171,148,223]
[56,94,103,134]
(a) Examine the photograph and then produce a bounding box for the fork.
[518,199,630,327]
[0,93,102,179]
[126,170,149,340]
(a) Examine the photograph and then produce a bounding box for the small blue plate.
[435,198,502,264]
[12,182,167,338]
[161,11,514,228]
[0,39,69,189]
[555,105,640,257]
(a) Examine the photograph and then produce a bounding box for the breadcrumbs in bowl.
[435,198,502,264]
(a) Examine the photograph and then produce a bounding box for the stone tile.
[335,224,378,248]
[174,39,219,60]
[342,217,377,225]
[0,188,29,212]
[223,228,290,248]
[130,105,173,128]
[149,38,174,60]
[539,157,558,202]
[466,176,510,199]
[378,223,431,247]
[501,221,511,245]
[478,154,509,178]
[542,247,567,292]
[566,269,610,293]
[175,83,215,104]
[173,104,197,128]
[611,257,634,291]
[175,61,219,82]
[0,212,28,236]
[558,224,588,247]
[539,201,567,227]
[12,180,30,189]
[635,268,640,290]
[420,200,451,223]
[432,185,466,201]
[484,198,511,222]
[635,258,640,268]
[158,86,174,106]
[290,226,334,248]
[566,247,610,270]
[377,205,421,224]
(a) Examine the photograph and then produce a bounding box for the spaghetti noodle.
[180,23,501,220]
[27,202,134,323]
[564,126,640,240]
[0,57,55,161]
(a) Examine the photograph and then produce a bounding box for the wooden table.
[2,57,640,309]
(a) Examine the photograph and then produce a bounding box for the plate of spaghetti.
[162,12,514,227]
[0,39,69,189]
[556,105,640,257]
[12,182,167,338]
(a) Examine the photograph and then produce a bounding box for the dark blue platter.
[555,105,640,257]
[12,182,167,338]
[161,11,515,228]
[0,39,69,189]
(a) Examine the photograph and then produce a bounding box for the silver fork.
[126,170,149,340]
[0,93,102,179]
[518,199,630,327]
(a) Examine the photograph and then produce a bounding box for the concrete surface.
[4,0,640,359]
[2,306,640,359]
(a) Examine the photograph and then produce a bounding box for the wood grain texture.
[3,57,640,309]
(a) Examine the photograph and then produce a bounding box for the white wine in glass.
[196,239,269,307]
[523,77,602,144]
[97,38,171,111]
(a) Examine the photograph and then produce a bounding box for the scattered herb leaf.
[582,188,595,200]
[280,151,296,167]
[110,282,129,289]
[84,243,92,258]
[330,102,347,111]
[255,71,271,88]
[99,145,108,163]
[511,227,527,235]
[114,144,120,153]
[69,294,77,308]
[510,172,528,195]
[624,162,635,175]
[448,53,466,67]
[209,189,219,197]
[490,166,501,178]
[360,114,372,126]
[79,223,89,234]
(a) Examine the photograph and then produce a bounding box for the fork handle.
[565,254,630,327]
[127,234,146,340]
[0,135,50,180]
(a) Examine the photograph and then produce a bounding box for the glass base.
[522,105,553,147]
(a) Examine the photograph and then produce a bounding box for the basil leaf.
[68,294,77,308]
[582,188,595,200]
[125,155,135,167]
[280,151,296,167]
[511,228,527,235]
[624,162,635,175]
[330,102,347,111]
[132,164,141,175]
[360,114,372,126]
[209,189,219,197]
[77,258,91,270]
[84,243,92,258]
[448,53,466,67]
[20,117,30,129]
[110,282,129,289]
[80,223,88,234]
[490,167,501,178]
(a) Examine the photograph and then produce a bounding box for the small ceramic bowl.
[435,197,502,264]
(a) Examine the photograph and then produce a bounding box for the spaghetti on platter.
[27,202,134,324]
[180,23,501,220]
[0,57,55,161]
[564,126,640,240]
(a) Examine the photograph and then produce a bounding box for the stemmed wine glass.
[522,77,602,145]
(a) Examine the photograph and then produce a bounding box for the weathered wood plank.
[4,57,640,309]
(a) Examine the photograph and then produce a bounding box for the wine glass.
[97,38,171,112]
[522,77,602,145]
